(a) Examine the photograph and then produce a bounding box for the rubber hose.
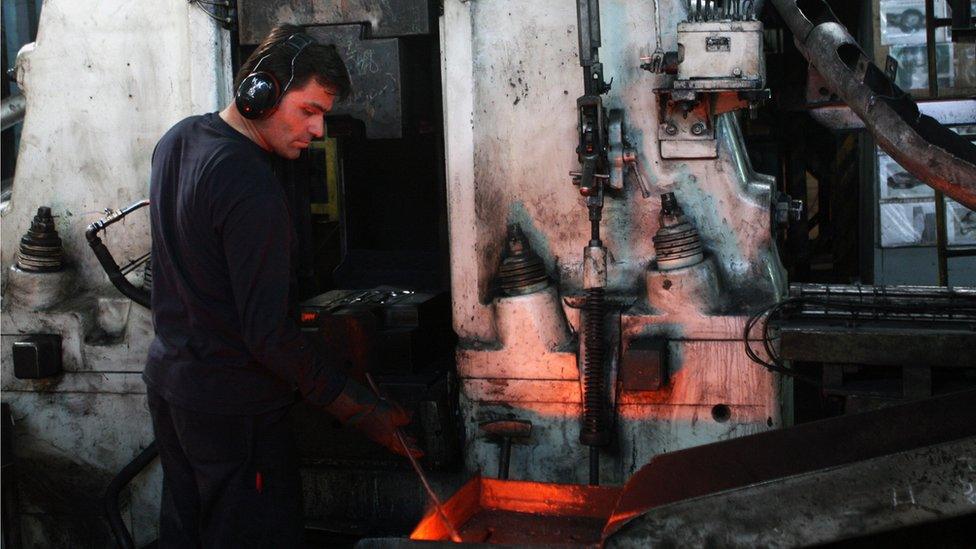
[103,442,158,549]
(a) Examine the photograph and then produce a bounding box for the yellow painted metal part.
[309,137,340,221]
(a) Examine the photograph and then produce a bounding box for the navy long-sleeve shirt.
[144,113,346,415]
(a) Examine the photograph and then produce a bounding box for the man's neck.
[219,105,272,152]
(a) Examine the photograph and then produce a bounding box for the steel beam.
[607,437,976,547]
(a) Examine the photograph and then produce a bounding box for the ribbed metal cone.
[17,206,64,272]
[498,224,549,295]
[653,193,703,269]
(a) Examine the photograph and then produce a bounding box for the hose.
[85,199,158,548]
[85,200,151,309]
[103,442,158,549]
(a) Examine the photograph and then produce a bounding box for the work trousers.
[147,389,303,548]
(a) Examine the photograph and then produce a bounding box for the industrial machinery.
[1,0,974,547]
[448,0,784,492]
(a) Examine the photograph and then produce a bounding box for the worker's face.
[260,79,336,159]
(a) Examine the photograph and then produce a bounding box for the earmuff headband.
[235,32,317,120]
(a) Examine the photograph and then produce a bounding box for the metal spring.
[580,287,609,446]
[689,0,760,21]
[498,253,548,294]
[652,221,703,262]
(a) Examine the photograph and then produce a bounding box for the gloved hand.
[324,379,424,459]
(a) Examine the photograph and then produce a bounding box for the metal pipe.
[751,0,765,19]
[925,0,950,285]
[935,194,949,285]
[1,94,26,131]
[789,283,976,298]
[949,0,972,30]
[786,283,976,322]
[499,438,512,480]
[771,0,976,210]
[589,447,600,485]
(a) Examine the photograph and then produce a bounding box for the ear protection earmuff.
[235,33,316,120]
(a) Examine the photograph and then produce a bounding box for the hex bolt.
[732,67,742,77]
[691,122,706,136]
[665,122,678,136]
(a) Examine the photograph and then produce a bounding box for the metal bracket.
[607,110,650,197]
[655,91,717,159]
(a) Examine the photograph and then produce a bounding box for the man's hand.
[323,379,424,458]
[351,398,424,459]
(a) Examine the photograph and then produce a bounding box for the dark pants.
[147,389,303,548]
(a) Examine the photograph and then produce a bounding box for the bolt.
[665,122,678,136]
[691,122,706,136]
[732,67,742,77]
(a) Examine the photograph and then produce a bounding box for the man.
[144,24,420,548]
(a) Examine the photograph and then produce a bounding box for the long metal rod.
[589,447,600,485]
[1,94,26,131]
[120,251,151,275]
[925,0,949,286]
[935,193,949,285]
[364,374,462,543]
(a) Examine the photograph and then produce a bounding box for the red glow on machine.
[410,476,621,544]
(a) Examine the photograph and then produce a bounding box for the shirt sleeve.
[216,170,347,407]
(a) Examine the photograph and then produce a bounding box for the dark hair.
[233,24,352,101]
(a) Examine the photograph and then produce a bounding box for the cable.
[188,0,235,29]
[743,299,820,386]
[743,293,976,386]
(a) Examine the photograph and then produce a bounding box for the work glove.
[324,379,424,459]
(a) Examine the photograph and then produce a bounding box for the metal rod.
[945,247,976,258]
[948,0,972,30]
[653,0,662,50]
[589,446,600,485]
[120,251,151,275]
[935,192,949,285]
[925,0,949,285]
[1,94,26,131]
[499,437,511,480]
[364,374,462,543]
